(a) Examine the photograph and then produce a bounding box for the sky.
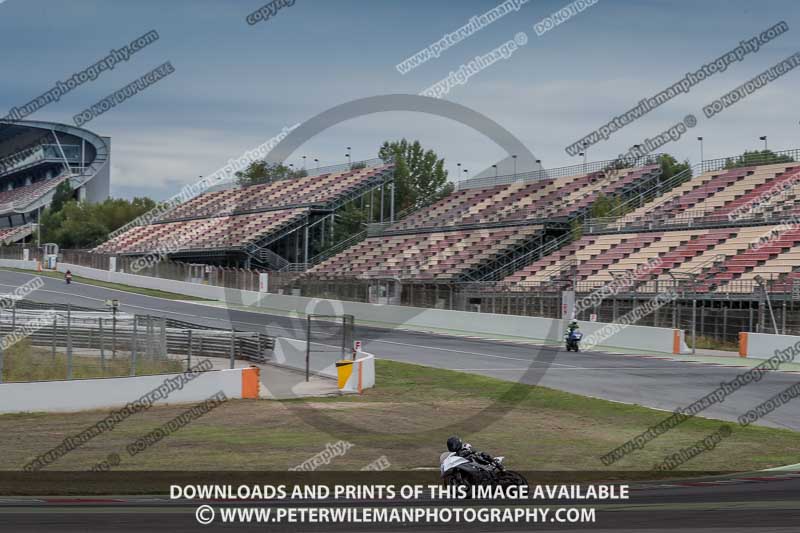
[0,0,798,200]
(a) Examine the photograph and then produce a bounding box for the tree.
[234,161,307,187]
[658,154,690,182]
[49,180,75,213]
[724,149,794,169]
[378,139,452,212]
[40,196,156,249]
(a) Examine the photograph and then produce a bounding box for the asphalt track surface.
[1,269,800,530]
[3,269,799,432]
[2,472,800,531]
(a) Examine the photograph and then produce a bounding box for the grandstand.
[306,160,662,281]
[94,160,396,269]
[0,119,109,237]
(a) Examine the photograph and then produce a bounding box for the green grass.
[0,268,213,301]
[1,340,184,382]
[1,359,799,478]
[687,335,740,352]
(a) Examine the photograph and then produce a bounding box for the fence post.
[0,345,4,384]
[131,317,138,376]
[229,329,235,369]
[66,304,73,380]
[187,329,192,371]
[146,315,152,358]
[112,308,117,360]
[161,317,167,358]
[99,317,105,373]
[691,299,697,355]
[51,315,56,359]
[305,318,311,382]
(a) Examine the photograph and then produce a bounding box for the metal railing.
[586,149,800,227]
[457,154,663,190]
[0,303,274,383]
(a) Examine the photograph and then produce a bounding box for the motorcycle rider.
[65,270,73,284]
[447,436,493,465]
[565,318,579,336]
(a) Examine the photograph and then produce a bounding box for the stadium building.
[0,119,110,241]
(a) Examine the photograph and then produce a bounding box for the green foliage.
[379,139,452,212]
[234,161,307,187]
[49,181,75,213]
[570,218,583,240]
[724,149,795,169]
[40,197,156,249]
[332,203,367,242]
[658,154,691,182]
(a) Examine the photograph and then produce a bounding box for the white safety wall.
[0,368,246,414]
[42,262,687,354]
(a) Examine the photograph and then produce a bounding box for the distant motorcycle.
[565,330,582,352]
[440,445,527,489]
[65,272,73,284]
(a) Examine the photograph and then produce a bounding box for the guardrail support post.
[99,317,105,373]
[187,329,192,371]
[51,315,56,359]
[131,317,138,376]
[229,329,235,369]
[66,304,72,380]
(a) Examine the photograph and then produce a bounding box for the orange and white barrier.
[0,367,259,414]
[339,352,376,394]
[738,332,800,360]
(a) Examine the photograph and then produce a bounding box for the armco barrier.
[739,332,800,360]
[47,262,686,354]
[0,367,259,414]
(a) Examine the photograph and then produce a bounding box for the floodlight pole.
[755,275,779,334]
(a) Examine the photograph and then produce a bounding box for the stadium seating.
[619,163,800,225]
[390,165,659,230]
[161,165,391,221]
[503,223,800,294]
[307,225,544,280]
[94,208,307,254]
[0,224,34,244]
[0,174,70,214]
[94,164,395,256]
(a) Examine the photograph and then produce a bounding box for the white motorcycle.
[440,445,527,489]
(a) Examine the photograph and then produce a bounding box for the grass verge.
[2,340,184,382]
[1,360,798,476]
[0,267,213,301]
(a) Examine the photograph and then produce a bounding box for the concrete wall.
[48,262,687,354]
[272,337,339,379]
[341,352,375,394]
[0,367,258,414]
[739,332,800,360]
[272,337,376,393]
[0,258,38,270]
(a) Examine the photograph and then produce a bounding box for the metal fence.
[0,302,274,383]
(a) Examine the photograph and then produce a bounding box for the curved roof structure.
[0,120,110,223]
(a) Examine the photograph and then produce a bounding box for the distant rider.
[565,318,579,336]
[65,270,72,284]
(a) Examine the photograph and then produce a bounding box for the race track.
[1,269,799,431]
